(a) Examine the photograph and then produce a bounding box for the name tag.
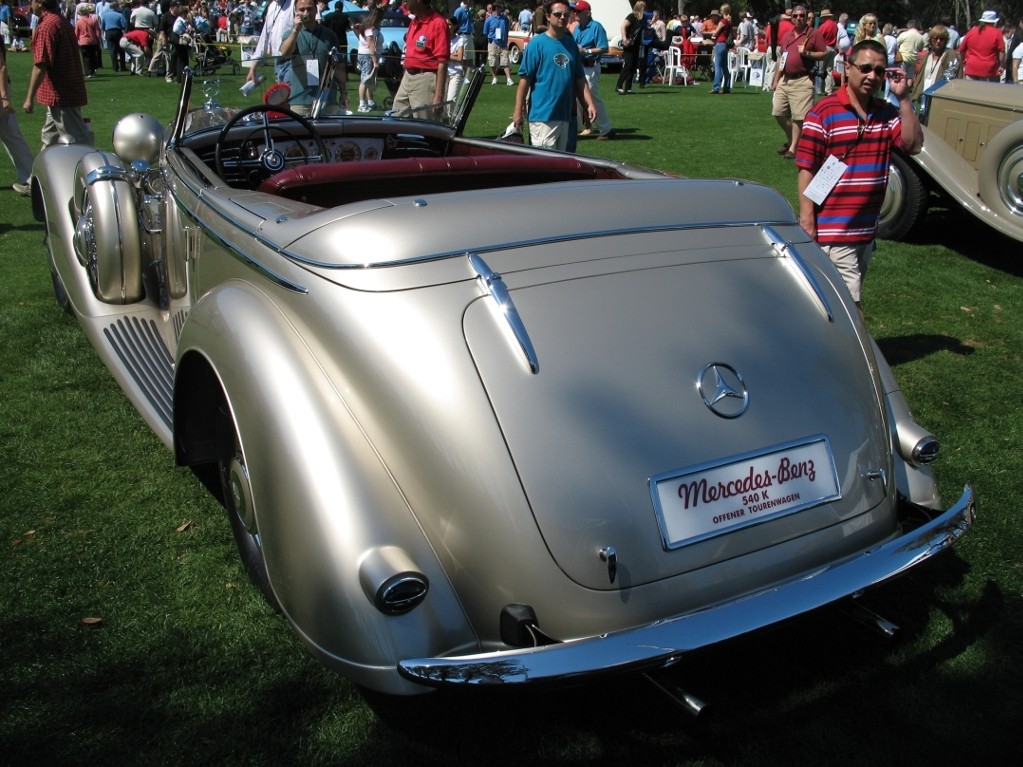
[802,154,847,205]
[306,59,320,86]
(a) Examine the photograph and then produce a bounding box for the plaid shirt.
[33,11,88,108]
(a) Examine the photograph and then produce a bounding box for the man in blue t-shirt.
[571,1,613,139]
[453,0,474,67]
[512,1,595,150]
[484,3,513,85]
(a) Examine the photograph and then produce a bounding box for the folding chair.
[662,45,690,86]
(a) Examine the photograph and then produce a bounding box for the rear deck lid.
[463,228,890,590]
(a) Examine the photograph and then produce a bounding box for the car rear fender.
[872,340,942,510]
[174,282,478,693]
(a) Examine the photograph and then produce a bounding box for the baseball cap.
[572,1,591,12]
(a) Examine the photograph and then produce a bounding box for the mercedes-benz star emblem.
[697,363,749,419]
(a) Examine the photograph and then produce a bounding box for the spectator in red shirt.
[816,8,839,95]
[120,27,151,75]
[777,7,793,47]
[23,0,90,147]
[958,10,1006,81]
[796,39,923,310]
[392,0,449,117]
[770,4,825,159]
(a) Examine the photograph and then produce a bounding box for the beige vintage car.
[29,70,974,702]
[879,80,1023,242]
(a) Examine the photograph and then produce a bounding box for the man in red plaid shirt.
[23,0,90,147]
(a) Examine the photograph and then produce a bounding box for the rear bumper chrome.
[399,486,975,687]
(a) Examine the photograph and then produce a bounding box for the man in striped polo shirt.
[795,39,923,310]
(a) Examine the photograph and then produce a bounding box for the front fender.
[175,280,476,694]
[32,145,95,316]
[911,123,1023,244]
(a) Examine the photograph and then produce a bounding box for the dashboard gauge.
[337,142,361,162]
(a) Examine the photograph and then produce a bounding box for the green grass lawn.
[2,55,1021,765]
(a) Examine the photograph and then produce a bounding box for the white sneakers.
[13,182,30,196]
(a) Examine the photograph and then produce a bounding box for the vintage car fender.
[32,145,97,316]
[978,119,1023,223]
[881,122,1023,244]
[70,151,144,304]
[174,281,478,695]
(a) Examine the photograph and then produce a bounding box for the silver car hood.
[462,228,890,590]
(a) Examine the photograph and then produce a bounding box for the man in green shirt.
[280,0,347,114]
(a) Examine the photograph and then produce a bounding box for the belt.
[783,73,809,80]
[405,68,437,75]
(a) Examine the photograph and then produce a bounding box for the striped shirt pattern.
[796,88,904,244]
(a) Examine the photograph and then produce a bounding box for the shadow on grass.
[2,544,1017,765]
[876,334,975,367]
[578,127,651,142]
[0,220,45,236]
[350,551,1018,765]
[899,200,1023,278]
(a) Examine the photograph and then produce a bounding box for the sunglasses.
[791,13,806,18]
[550,11,570,18]
[851,63,887,77]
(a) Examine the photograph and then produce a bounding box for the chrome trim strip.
[288,218,800,270]
[85,165,131,185]
[468,252,539,374]
[398,486,974,687]
[761,225,834,322]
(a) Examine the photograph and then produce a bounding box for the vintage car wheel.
[509,43,522,66]
[214,104,329,185]
[216,406,280,611]
[878,151,928,240]
[978,121,1023,220]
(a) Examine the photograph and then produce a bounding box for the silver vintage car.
[30,71,974,699]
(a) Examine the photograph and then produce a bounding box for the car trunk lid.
[462,228,890,591]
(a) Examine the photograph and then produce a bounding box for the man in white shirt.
[737,12,755,49]
[129,0,156,31]
[244,0,295,85]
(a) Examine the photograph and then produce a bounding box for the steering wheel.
[214,104,330,185]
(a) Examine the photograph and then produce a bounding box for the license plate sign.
[651,436,841,549]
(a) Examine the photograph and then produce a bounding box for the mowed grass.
[1,52,1021,765]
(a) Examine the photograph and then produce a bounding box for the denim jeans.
[712,42,731,92]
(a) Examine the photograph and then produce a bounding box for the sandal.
[782,150,796,160]
[776,144,790,155]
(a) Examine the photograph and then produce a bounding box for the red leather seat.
[258,154,613,205]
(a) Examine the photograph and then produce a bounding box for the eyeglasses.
[851,63,887,77]
[791,13,806,18]
[550,11,570,18]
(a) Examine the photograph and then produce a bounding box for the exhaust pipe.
[643,672,709,718]
[837,597,900,638]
